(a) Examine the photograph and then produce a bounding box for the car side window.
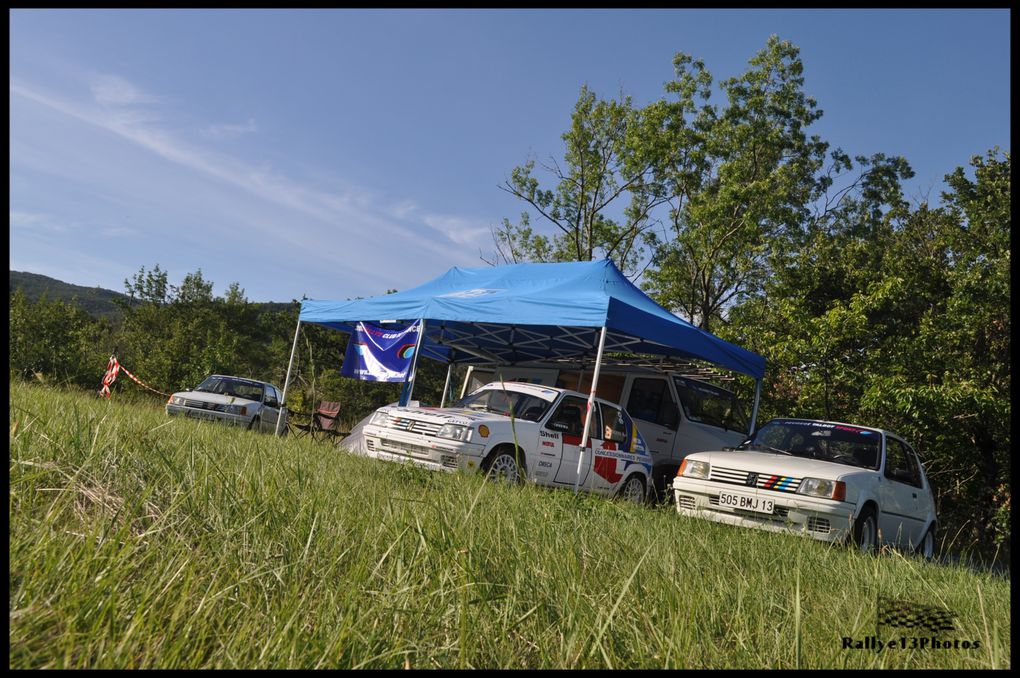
[545,396,591,437]
[885,438,922,488]
[598,402,627,444]
[672,376,744,431]
[625,378,679,429]
[265,386,280,408]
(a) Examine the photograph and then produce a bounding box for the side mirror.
[891,468,913,484]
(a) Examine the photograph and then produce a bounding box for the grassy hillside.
[9,270,138,319]
[9,270,294,319]
[8,381,1011,669]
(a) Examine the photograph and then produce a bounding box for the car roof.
[765,417,889,436]
[475,381,623,408]
[209,374,272,387]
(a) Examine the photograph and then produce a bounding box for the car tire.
[617,474,646,505]
[248,415,261,432]
[917,524,936,561]
[851,506,878,554]
[482,446,525,485]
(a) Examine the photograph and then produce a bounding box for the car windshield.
[193,376,264,401]
[738,419,881,470]
[452,388,552,421]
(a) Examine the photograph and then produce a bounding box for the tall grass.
[9,381,1011,669]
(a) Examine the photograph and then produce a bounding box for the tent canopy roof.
[299,259,765,379]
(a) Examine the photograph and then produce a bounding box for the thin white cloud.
[99,226,137,238]
[9,210,71,233]
[11,73,493,296]
[422,214,491,246]
[90,74,160,107]
[201,118,258,139]
[388,200,419,220]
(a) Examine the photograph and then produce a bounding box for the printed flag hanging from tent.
[340,321,421,382]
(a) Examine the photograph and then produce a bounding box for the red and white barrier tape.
[99,356,120,397]
[98,356,171,398]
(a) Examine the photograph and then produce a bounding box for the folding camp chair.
[290,400,345,441]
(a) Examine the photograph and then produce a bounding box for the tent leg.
[459,365,474,400]
[439,362,453,408]
[748,378,762,435]
[574,326,607,494]
[275,317,302,437]
[400,319,426,406]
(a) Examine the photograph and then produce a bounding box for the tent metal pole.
[748,378,762,435]
[275,316,302,437]
[574,326,607,494]
[401,319,426,406]
[459,365,474,399]
[439,362,453,408]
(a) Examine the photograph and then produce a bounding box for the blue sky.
[10,9,1011,302]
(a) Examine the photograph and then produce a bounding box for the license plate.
[185,409,217,421]
[718,490,774,514]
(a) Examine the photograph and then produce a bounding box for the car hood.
[378,406,511,426]
[174,390,261,406]
[688,449,862,479]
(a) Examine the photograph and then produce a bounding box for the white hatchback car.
[362,381,653,502]
[672,418,937,557]
[166,374,288,434]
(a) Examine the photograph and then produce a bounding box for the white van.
[459,365,749,498]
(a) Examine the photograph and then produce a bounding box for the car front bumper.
[166,404,250,427]
[672,476,855,543]
[362,425,486,473]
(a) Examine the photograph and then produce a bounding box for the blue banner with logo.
[341,321,421,382]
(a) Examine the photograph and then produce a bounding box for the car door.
[624,376,678,464]
[547,395,596,488]
[877,436,926,548]
[587,401,633,494]
[260,385,281,433]
[672,376,748,452]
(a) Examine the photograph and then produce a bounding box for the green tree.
[489,85,662,276]
[643,36,834,332]
[9,289,111,388]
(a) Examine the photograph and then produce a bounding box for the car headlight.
[168,396,185,406]
[678,458,710,479]
[797,477,846,501]
[223,404,248,416]
[436,424,471,441]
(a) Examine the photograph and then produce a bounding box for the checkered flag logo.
[878,596,956,634]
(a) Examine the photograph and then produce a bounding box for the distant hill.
[10,271,138,319]
[9,271,296,320]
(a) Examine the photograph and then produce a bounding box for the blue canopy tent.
[279,260,766,487]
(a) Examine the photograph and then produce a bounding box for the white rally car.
[361,381,653,502]
[672,418,938,557]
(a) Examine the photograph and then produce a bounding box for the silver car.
[166,374,288,434]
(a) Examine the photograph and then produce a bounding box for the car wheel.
[482,446,525,484]
[617,474,646,505]
[851,506,877,554]
[248,415,261,432]
[917,524,936,561]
